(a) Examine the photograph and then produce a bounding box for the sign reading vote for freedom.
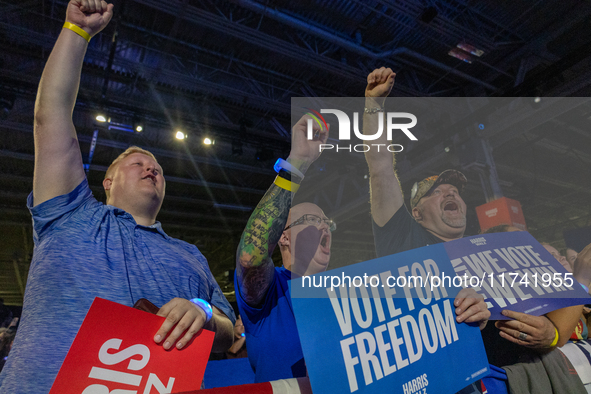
[291,243,489,394]
[444,231,590,320]
[49,298,214,394]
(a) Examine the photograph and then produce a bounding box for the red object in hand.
[49,297,214,394]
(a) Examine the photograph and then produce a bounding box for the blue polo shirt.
[236,266,307,383]
[0,179,235,393]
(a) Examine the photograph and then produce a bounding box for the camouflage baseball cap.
[410,169,467,209]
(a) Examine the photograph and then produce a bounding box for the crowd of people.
[0,2,589,394]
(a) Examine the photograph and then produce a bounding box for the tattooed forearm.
[237,183,292,268]
[238,259,277,306]
[236,182,293,306]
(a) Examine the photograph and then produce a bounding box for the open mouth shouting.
[440,198,466,228]
[319,232,331,254]
[443,200,460,214]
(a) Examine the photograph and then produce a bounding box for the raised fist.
[66,0,114,38]
[365,67,396,99]
[289,114,329,168]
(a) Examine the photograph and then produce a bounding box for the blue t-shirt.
[236,266,306,383]
[0,179,235,393]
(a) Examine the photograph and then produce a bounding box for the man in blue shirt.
[0,1,234,392]
[235,115,333,382]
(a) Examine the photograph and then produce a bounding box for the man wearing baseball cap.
[372,169,469,257]
[361,68,588,394]
[363,68,472,255]
[362,67,489,330]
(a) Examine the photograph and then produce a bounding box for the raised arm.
[236,115,328,307]
[363,67,403,226]
[33,0,113,206]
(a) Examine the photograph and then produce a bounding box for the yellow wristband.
[549,327,559,347]
[274,176,299,193]
[63,22,91,43]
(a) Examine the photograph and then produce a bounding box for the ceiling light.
[175,131,186,140]
[203,137,214,145]
[132,116,143,132]
[96,114,107,122]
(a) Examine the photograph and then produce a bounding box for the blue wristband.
[274,158,305,179]
[190,298,213,323]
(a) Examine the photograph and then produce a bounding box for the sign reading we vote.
[291,243,489,394]
[444,232,590,320]
[49,297,214,394]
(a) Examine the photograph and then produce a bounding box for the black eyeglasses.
[285,214,336,232]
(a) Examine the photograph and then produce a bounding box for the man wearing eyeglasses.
[235,115,332,383]
[280,208,335,278]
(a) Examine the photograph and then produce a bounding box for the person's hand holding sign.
[495,311,557,348]
[495,242,586,349]
[496,305,582,349]
[154,298,233,352]
[454,288,490,330]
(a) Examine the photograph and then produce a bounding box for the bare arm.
[363,67,404,226]
[496,244,591,348]
[236,115,328,307]
[227,335,246,354]
[546,305,584,347]
[205,306,234,352]
[497,305,583,349]
[33,0,113,206]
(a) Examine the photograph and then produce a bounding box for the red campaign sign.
[50,297,214,394]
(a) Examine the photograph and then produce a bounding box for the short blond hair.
[104,146,159,199]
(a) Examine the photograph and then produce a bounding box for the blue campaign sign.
[444,232,591,320]
[291,243,489,394]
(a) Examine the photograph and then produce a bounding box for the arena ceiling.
[1,0,591,305]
